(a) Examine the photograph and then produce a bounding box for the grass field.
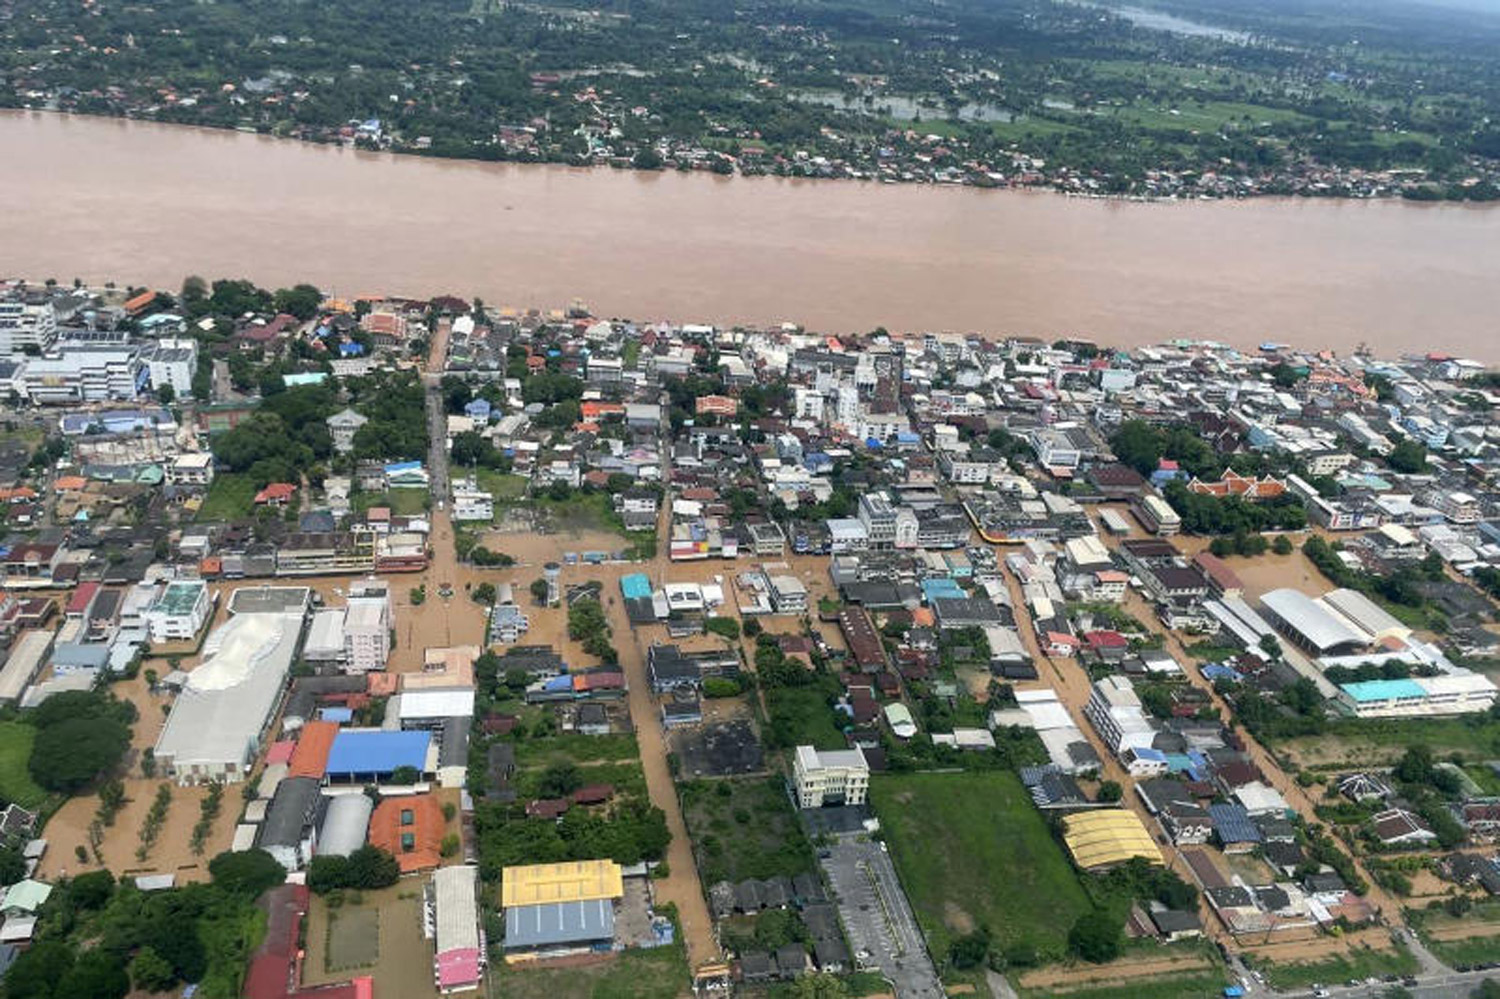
[475,469,529,504]
[680,777,814,885]
[489,939,687,999]
[355,488,429,516]
[195,472,258,521]
[762,683,846,752]
[1254,942,1418,989]
[1275,716,1500,769]
[512,733,640,768]
[870,771,1091,963]
[1426,931,1500,968]
[536,491,626,537]
[0,722,47,809]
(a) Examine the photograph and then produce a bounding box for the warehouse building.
[324,729,432,784]
[1260,588,1366,656]
[500,860,624,964]
[154,608,303,783]
[432,865,484,992]
[1061,810,1163,872]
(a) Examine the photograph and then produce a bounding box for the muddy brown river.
[3,110,1499,359]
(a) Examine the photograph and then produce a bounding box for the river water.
[3,110,1499,360]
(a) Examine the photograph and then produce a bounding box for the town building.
[793,745,870,808]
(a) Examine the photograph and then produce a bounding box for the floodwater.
[4,110,1500,359]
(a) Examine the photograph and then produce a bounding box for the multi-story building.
[343,579,391,672]
[768,575,808,614]
[1084,676,1158,756]
[0,302,56,357]
[145,579,213,643]
[145,338,198,397]
[167,452,216,488]
[1430,490,1481,525]
[326,408,369,454]
[16,345,147,403]
[451,479,495,522]
[858,494,897,550]
[793,745,869,808]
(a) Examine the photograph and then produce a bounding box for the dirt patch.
[1018,950,1215,990]
[1422,919,1500,942]
[303,883,438,998]
[328,905,381,972]
[944,901,976,935]
[38,778,236,883]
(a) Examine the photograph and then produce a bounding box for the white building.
[326,408,369,455]
[167,452,215,488]
[1084,676,1159,756]
[344,579,391,672]
[793,745,869,808]
[144,580,212,643]
[1432,490,1481,525]
[451,478,494,522]
[145,338,198,396]
[154,608,303,782]
[768,575,808,614]
[0,302,56,357]
[17,346,146,403]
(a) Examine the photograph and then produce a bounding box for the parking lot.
[819,834,944,999]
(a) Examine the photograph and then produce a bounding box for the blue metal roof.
[1340,678,1426,703]
[325,730,430,776]
[921,578,965,602]
[319,706,354,724]
[1207,803,1262,844]
[504,899,615,949]
[621,573,652,600]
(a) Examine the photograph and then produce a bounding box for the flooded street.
[4,111,1500,358]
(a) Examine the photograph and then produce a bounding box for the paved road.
[819,835,944,999]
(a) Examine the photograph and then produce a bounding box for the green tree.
[5,940,74,999]
[1273,534,1294,555]
[473,582,497,605]
[390,765,420,785]
[1388,439,1428,474]
[208,848,286,898]
[1097,780,1123,803]
[1068,908,1122,963]
[530,578,550,604]
[29,716,130,792]
[0,845,25,885]
[129,947,177,993]
[272,283,323,320]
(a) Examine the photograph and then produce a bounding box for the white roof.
[304,609,346,658]
[319,793,374,857]
[398,688,475,721]
[796,745,868,773]
[1321,588,1410,642]
[1262,588,1365,651]
[155,612,301,771]
[0,631,53,703]
[433,865,480,955]
[232,824,259,852]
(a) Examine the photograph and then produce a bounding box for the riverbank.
[5,110,1500,361]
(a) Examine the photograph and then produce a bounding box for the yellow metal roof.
[501,860,625,907]
[1062,810,1163,871]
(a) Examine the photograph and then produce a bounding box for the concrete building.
[344,579,392,672]
[167,452,215,488]
[793,745,869,808]
[326,408,369,455]
[144,579,212,643]
[768,575,808,614]
[1084,676,1158,757]
[0,302,56,357]
[154,607,303,782]
[857,494,898,550]
[451,478,495,522]
[17,345,147,403]
[145,338,197,396]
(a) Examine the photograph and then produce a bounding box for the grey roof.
[439,716,470,768]
[504,899,615,949]
[258,777,323,849]
[318,793,373,857]
[1207,803,1262,844]
[1261,588,1365,651]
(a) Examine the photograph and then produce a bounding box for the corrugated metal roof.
[326,729,430,776]
[504,898,615,948]
[1261,588,1364,651]
[501,860,624,907]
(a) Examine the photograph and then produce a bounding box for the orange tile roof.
[368,794,444,872]
[288,721,338,779]
[52,478,86,493]
[367,673,399,697]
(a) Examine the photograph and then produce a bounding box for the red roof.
[571,784,614,805]
[65,581,100,615]
[526,798,570,819]
[1084,630,1129,650]
[573,671,625,692]
[243,884,309,999]
[255,482,298,504]
[265,740,296,766]
[288,721,338,779]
